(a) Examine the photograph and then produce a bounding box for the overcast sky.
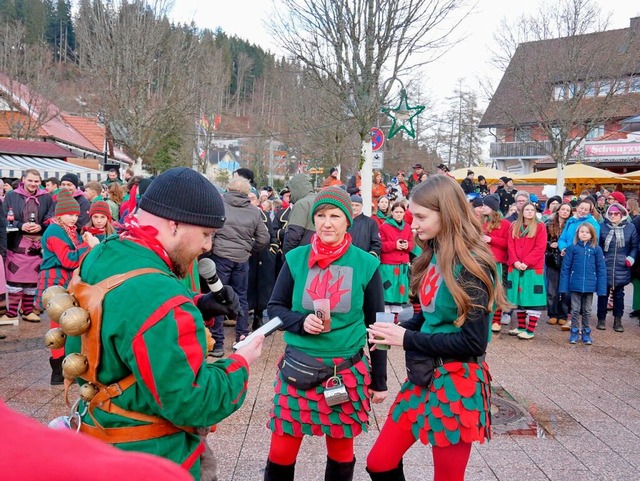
[170,0,640,111]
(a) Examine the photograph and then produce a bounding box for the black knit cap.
[138,167,226,228]
[61,173,79,188]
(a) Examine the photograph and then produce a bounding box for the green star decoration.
[381,89,425,139]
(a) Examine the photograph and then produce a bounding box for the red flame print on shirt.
[306,270,349,309]
[419,264,441,309]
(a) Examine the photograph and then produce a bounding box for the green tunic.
[65,236,250,480]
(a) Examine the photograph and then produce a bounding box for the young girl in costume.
[559,223,607,344]
[373,195,390,227]
[82,201,115,242]
[366,175,509,481]
[379,201,413,321]
[507,202,548,339]
[480,194,511,333]
[36,189,99,384]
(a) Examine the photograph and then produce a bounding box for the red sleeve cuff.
[227,353,250,374]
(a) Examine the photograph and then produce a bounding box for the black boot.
[325,457,355,481]
[50,357,64,385]
[596,318,606,330]
[366,460,406,481]
[613,316,624,332]
[263,460,295,481]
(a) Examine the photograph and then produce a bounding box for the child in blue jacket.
[559,223,607,344]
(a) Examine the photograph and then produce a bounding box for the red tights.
[268,432,354,465]
[367,418,471,481]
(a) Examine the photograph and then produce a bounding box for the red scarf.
[119,214,173,269]
[53,218,82,248]
[308,233,352,269]
[83,226,105,236]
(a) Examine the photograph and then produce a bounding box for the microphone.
[197,258,227,304]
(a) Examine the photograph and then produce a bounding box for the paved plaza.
[2,298,640,480]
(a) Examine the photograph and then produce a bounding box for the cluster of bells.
[42,285,99,403]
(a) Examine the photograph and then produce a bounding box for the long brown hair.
[484,210,503,233]
[511,202,540,238]
[574,222,598,248]
[409,176,510,327]
[547,202,572,239]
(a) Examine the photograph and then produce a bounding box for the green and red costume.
[379,218,413,305]
[389,255,492,446]
[36,221,90,311]
[267,239,386,439]
[65,224,250,480]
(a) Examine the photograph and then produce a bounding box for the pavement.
[2,293,640,481]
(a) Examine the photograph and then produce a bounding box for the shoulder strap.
[67,267,167,386]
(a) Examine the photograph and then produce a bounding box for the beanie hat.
[138,178,153,196]
[90,200,112,221]
[138,167,226,228]
[609,191,625,205]
[55,188,80,216]
[60,173,79,188]
[234,168,255,185]
[608,205,621,213]
[350,194,363,204]
[546,195,562,208]
[471,197,483,208]
[311,186,353,227]
[482,194,500,212]
[330,167,338,175]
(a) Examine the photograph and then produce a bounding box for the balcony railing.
[490,141,553,159]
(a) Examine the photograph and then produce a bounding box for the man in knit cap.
[59,173,91,230]
[1,168,54,323]
[62,167,264,480]
[283,173,316,253]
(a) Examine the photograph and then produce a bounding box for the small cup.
[375,312,395,350]
[313,298,331,332]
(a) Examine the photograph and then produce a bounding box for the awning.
[0,155,106,183]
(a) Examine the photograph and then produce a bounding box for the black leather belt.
[434,354,486,366]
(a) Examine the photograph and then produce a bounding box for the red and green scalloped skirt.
[268,355,372,438]
[389,361,492,447]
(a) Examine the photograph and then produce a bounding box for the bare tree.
[483,0,640,193]
[268,0,472,210]
[74,0,203,167]
[0,19,58,139]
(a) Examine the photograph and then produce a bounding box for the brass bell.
[59,307,90,336]
[44,328,67,350]
[62,353,89,379]
[41,286,68,309]
[79,382,99,402]
[46,294,77,323]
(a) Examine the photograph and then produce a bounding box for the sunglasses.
[610,211,621,216]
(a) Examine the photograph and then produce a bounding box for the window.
[553,84,566,100]
[567,83,579,99]
[584,81,597,97]
[630,77,640,94]
[613,79,626,95]
[515,127,532,142]
[598,80,611,96]
[586,124,605,140]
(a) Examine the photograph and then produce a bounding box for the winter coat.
[348,213,382,257]
[598,204,638,287]
[461,178,476,195]
[379,219,413,265]
[497,188,517,215]
[211,191,270,263]
[482,218,510,264]
[3,186,54,250]
[557,214,600,252]
[507,222,547,270]
[284,174,316,253]
[248,209,277,312]
[559,240,607,295]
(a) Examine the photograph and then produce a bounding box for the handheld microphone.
[197,258,227,304]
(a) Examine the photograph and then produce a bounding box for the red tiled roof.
[61,114,105,151]
[0,112,47,137]
[0,138,73,157]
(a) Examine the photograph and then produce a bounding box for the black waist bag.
[405,350,435,388]
[278,345,362,391]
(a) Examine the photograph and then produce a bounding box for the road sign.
[309,168,324,174]
[372,151,384,169]
[370,127,385,151]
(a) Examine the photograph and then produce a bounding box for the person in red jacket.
[481,194,511,333]
[379,201,413,321]
[507,202,548,339]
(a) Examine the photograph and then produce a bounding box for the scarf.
[376,210,388,221]
[15,184,42,223]
[53,218,82,248]
[119,214,173,269]
[604,222,626,252]
[83,226,105,236]
[308,232,352,269]
[385,218,404,230]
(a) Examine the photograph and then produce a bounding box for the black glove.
[197,286,242,320]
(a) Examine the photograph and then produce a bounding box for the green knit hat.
[55,188,80,216]
[311,186,353,227]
